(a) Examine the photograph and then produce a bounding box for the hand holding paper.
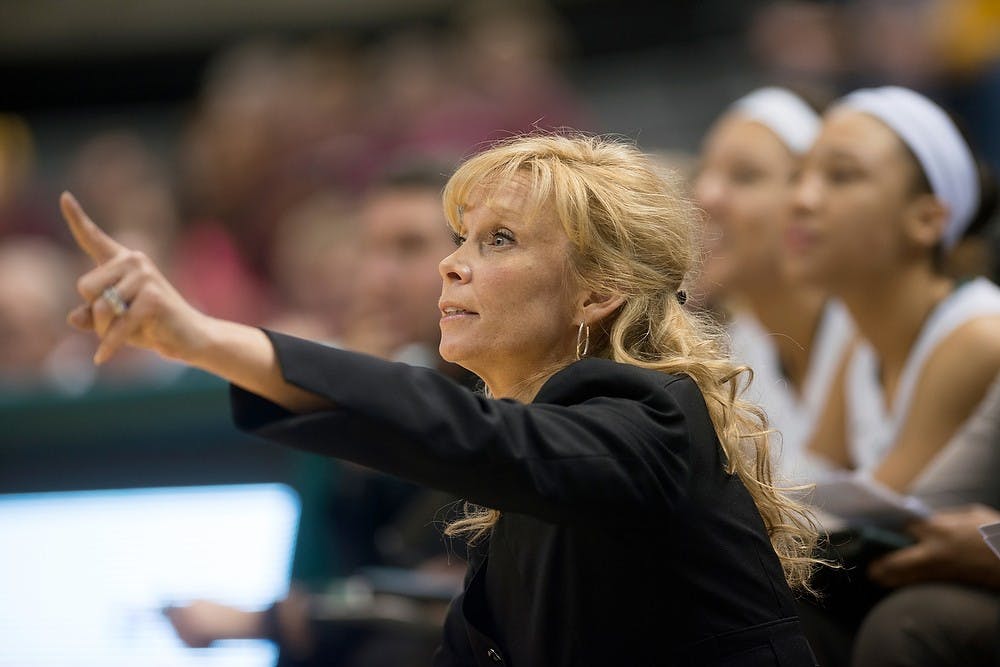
[867,504,1000,589]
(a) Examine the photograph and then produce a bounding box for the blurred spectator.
[264,190,359,343]
[0,237,77,389]
[928,0,1000,172]
[173,37,373,324]
[448,0,590,135]
[694,86,851,483]
[850,504,1000,666]
[361,26,462,164]
[339,159,464,367]
[174,39,290,322]
[820,0,1000,171]
[165,158,469,667]
[271,36,366,160]
[748,1,849,96]
[263,36,374,203]
[789,87,1000,495]
[37,131,191,391]
[748,0,1000,173]
[786,86,1000,666]
[67,130,180,267]
[360,1,590,181]
[0,229,184,395]
[179,39,289,232]
[847,0,939,88]
[241,36,373,267]
[0,114,56,239]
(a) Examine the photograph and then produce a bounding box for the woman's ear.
[580,291,626,326]
[903,193,948,250]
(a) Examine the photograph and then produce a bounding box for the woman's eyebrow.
[814,147,865,166]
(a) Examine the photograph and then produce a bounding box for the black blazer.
[232,331,817,666]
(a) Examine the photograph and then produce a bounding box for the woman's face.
[355,188,456,352]
[694,115,800,296]
[438,180,585,394]
[786,109,922,290]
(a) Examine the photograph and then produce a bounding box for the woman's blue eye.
[490,230,515,246]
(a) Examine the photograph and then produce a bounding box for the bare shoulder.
[910,314,1000,419]
[923,314,1000,384]
[875,316,1000,490]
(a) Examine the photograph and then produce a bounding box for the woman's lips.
[785,224,818,253]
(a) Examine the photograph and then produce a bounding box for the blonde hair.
[441,133,821,592]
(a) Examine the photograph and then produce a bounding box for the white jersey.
[910,372,1000,509]
[846,277,1000,475]
[728,300,854,482]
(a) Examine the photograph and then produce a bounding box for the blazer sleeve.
[231,330,696,525]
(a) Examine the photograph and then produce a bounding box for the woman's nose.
[438,248,471,283]
[694,173,725,217]
[792,170,821,216]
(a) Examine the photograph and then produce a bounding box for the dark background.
[1,0,761,111]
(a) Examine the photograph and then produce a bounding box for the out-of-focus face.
[354,187,456,352]
[0,279,57,373]
[0,244,71,377]
[438,180,583,392]
[694,115,800,296]
[787,109,922,291]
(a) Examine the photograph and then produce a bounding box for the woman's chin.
[785,260,828,288]
[439,342,473,368]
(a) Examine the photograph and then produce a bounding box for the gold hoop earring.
[576,322,590,360]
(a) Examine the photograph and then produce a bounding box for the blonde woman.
[62,134,819,666]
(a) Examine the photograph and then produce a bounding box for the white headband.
[730,87,821,155]
[836,86,980,250]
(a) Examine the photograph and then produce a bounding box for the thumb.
[67,304,95,331]
[60,191,125,265]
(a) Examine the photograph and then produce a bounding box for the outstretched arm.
[61,191,329,413]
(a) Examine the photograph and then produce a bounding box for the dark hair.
[967,160,1000,239]
[919,155,998,270]
[783,83,836,116]
[892,110,999,275]
[370,156,459,193]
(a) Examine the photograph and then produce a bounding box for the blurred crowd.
[3,0,1000,666]
[2,0,999,394]
[0,0,586,394]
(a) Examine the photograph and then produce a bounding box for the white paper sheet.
[803,472,932,528]
[979,521,1000,560]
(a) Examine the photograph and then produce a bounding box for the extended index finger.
[60,191,125,264]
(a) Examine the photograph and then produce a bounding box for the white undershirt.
[728,300,854,484]
[845,277,1000,475]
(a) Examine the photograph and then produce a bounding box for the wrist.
[183,317,265,374]
[178,312,224,368]
[261,601,282,642]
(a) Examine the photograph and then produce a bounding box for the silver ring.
[101,286,128,317]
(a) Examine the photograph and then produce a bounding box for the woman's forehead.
[462,178,545,221]
[815,108,907,160]
[710,114,788,153]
